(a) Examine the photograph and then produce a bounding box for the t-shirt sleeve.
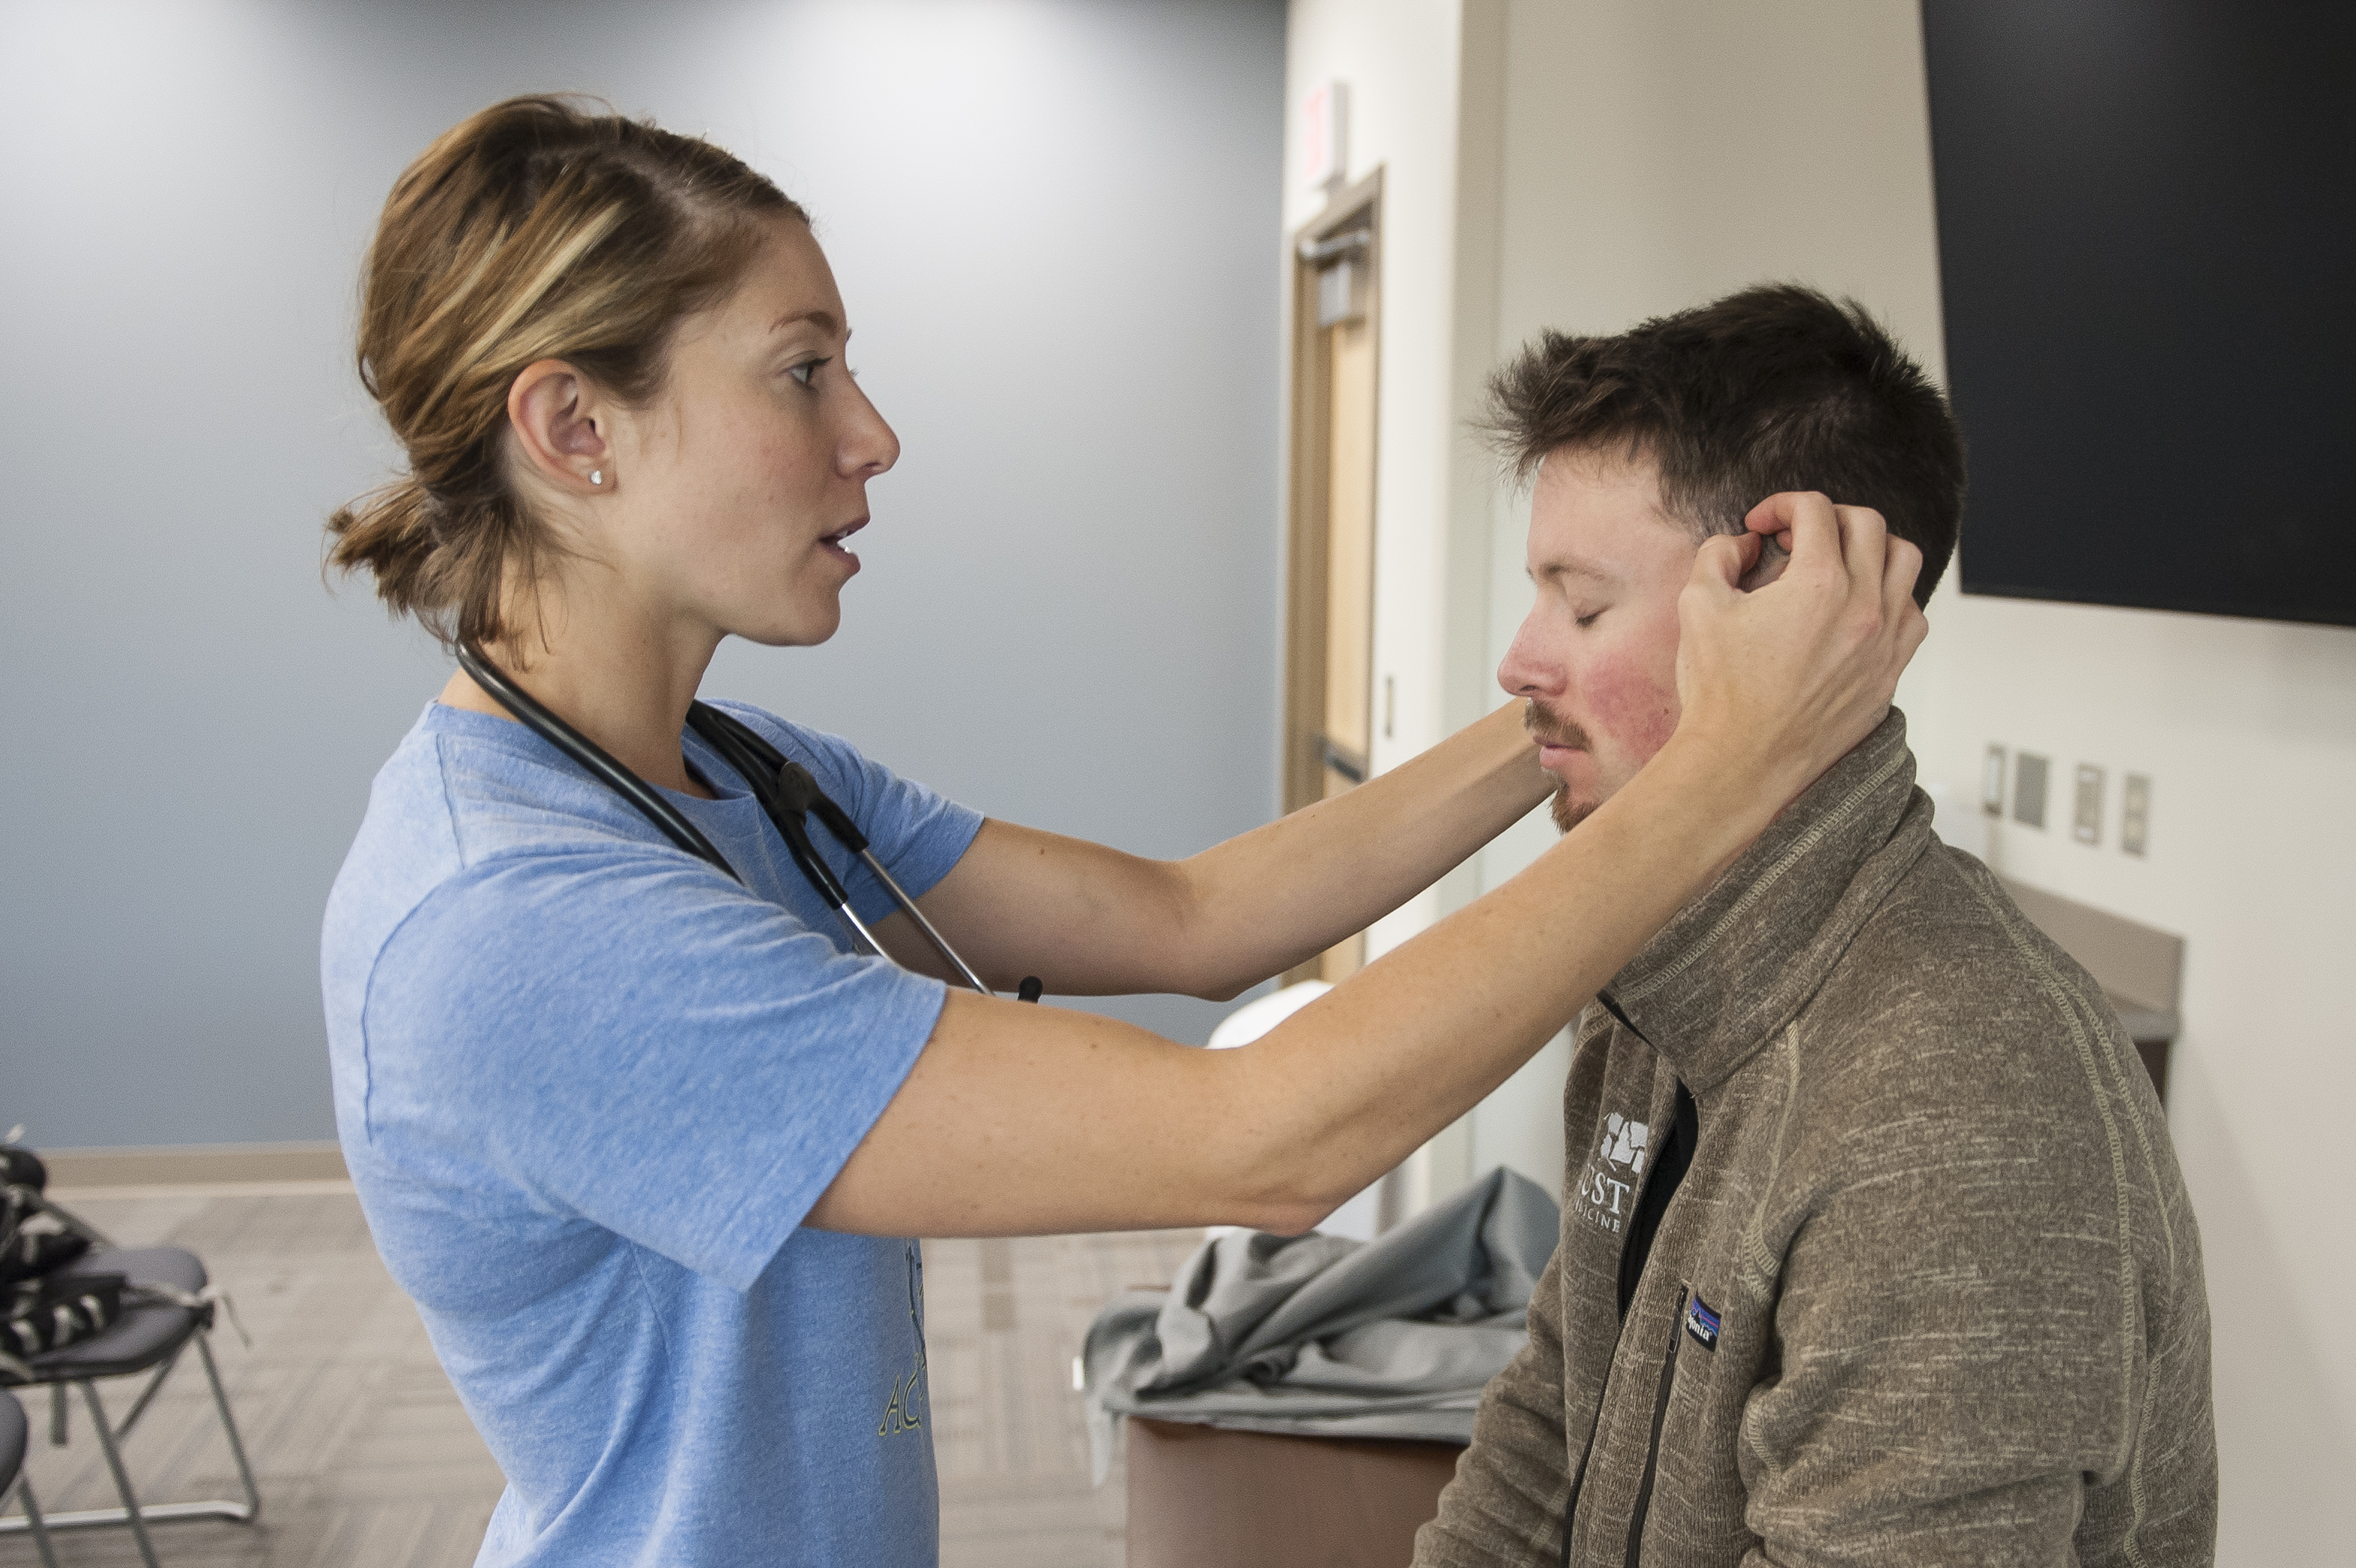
[710,703,984,925]
[360,846,947,1291]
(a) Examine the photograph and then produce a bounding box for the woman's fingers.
[1756,491,1905,647]
[1671,491,1925,806]
[1747,491,1903,605]
[1742,494,1791,552]
[1741,490,1844,560]
[1886,542,1930,671]
[1691,529,1763,597]
[1883,531,1926,614]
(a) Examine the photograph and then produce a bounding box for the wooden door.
[1284,177,1381,987]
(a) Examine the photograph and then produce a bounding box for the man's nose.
[1497,615,1563,698]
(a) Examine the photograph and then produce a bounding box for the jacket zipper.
[1621,1286,1687,1567]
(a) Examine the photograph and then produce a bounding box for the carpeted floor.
[0,1185,1198,1567]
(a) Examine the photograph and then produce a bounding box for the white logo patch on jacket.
[1572,1111,1650,1235]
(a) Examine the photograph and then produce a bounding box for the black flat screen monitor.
[1921,1,2356,628]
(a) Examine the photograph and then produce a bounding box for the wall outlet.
[1983,744,2007,816]
[2122,773,2151,856]
[2073,764,2104,844]
[2014,752,2049,828]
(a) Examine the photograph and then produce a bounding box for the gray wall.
[0,0,1285,1148]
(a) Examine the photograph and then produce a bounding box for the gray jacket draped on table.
[1083,1166,1557,1481]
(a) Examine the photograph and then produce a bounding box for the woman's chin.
[733,599,843,649]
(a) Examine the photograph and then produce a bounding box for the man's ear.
[506,360,611,493]
[1736,532,1791,593]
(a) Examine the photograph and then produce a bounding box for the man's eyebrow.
[1529,559,1615,585]
[769,308,843,335]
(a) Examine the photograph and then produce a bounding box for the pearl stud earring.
[590,470,603,487]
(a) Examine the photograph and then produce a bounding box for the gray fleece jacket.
[1417,712,2216,1567]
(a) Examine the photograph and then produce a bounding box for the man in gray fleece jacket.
[1418,287,2215,1566]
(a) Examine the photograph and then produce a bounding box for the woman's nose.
[841,383,900,478]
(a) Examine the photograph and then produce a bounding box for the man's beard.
[1550,787,1596,835]
[1525,705,1596,834]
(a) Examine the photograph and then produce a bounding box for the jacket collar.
[1599,708,1934,1093]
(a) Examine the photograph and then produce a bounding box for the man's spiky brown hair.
[1482,283,1965,606]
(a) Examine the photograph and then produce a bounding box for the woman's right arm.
[805,495,1925,1239]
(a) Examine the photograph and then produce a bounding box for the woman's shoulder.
[413,701,689,860]
[327,706,695,963]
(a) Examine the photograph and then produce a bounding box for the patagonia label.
[1684,1292,1721,1352]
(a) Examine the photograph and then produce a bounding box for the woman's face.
[598,215,899,649]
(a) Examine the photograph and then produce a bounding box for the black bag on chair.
[1,1143,113,1365]
[0,1143,91,1291]
[0,1232,89,1291]
[0,1147,43,1193]
[4,1271,126,1360]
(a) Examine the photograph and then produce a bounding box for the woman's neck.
[440,604,722,799]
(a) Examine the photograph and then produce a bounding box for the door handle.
[1320,737,1368,784]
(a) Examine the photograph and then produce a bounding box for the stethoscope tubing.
[850,848,991,994]
[455,642,990,993]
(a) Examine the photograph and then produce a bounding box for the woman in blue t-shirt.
[320,97,1924,1567]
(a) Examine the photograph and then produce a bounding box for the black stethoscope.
[456,642,1035,1000]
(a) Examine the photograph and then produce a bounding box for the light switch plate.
[2014,753,2049,829]
[2073,764,2104,844]
[1983,745,2007,816]
[2122,774,2151,856]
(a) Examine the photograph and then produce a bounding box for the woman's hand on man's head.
[1670,491,1927,805]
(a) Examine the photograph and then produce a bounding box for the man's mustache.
[1523,704,1590,751]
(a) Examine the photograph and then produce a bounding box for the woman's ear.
[506,360,612,493]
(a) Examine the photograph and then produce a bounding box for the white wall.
[0,0,1287,1148]
[1287,0,2351,1556]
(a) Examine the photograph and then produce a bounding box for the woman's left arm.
[873,700,1551,998]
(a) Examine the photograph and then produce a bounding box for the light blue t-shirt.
[320,700,984,1567]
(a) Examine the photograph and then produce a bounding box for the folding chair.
[2,1389,59,1568]
[0,1238,259,1568]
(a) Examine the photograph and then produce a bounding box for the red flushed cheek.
[1572,652,1680,765]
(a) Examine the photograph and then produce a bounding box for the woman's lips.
[819,518,867,570]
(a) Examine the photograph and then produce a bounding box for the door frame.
[1282,168,1385,822]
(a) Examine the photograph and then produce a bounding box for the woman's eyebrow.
[768,307,842,335]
